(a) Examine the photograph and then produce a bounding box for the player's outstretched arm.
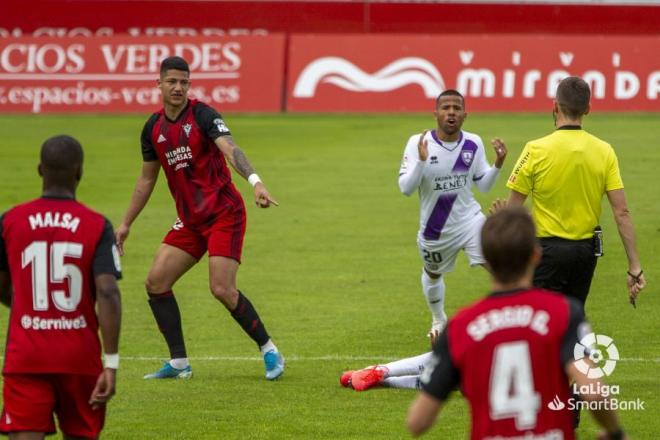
[407,392,442,437]
[215,136,279,208]
[566,362,627,439]
[115,161,161,254]
[606,189,645,301]
[90,273,121,409]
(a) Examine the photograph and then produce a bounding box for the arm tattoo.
[231,147,256,179]
[219,136,256,179]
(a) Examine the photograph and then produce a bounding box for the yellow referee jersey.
[506,127,624,240]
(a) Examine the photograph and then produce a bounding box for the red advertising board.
[287,34,660,112]
[3,0,660,36]
[0,36,285,113]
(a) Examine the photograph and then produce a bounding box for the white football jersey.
[399,130,491,240]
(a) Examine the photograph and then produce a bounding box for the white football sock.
[382,376,421,390]
[260,339,277,355]
[421,270,447,329]
[169,358,189,369]
[383,352,433,377]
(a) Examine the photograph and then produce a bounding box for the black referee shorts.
[533,237,598,306]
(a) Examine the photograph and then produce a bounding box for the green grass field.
[0,112,658,439]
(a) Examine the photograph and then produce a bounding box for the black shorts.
[533,237,597,306]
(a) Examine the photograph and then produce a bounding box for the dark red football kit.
[0,196,121,437]
[422,288,584,440]
[141,98,246,261]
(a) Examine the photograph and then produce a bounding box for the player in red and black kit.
[115,56,284,380]
[0,135,122,440]
[407,207,627,440]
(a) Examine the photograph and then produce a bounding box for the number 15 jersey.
[0,197,121,375]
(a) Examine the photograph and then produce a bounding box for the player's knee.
[145,277,170,295]
[210,283,238,306]
[424,269,442,280]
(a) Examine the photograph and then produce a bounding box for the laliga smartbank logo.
[547,333,646,412]
[574,333,618,378]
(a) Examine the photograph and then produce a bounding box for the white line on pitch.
[121,355,660,363]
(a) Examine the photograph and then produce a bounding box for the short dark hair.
[436,89,464,108]
[160,56,190,76]
[481,207,537,284]
[40,135,83,171]
[556,77,590,119]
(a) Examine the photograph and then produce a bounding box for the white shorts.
[416,213,486,275]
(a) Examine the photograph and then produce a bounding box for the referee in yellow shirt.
[505,76,645,306]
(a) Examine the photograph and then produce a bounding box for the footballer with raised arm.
[399,90,507,338]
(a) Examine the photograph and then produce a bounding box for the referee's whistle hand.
[627,272,646,301]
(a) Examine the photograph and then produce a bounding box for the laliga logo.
[573,333,619,379]
[293,57,445,98]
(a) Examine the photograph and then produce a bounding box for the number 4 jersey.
[0,197,121,375]
[421,288,584,440]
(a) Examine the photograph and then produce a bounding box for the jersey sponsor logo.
[432,174,468,192]
[573,332,619,378]
[28,211,80,233]
[20,314,88,331]
[157,134,167,143]
[509,150,530,182]
[183,123,192,138]
[293,57,445,98]
[165,145,193,170]
[213,118,230,133]
[466,305,550,341]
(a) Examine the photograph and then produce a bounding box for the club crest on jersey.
[213,118,230,133]
[461,151,474,166]
[183,123,192,138]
